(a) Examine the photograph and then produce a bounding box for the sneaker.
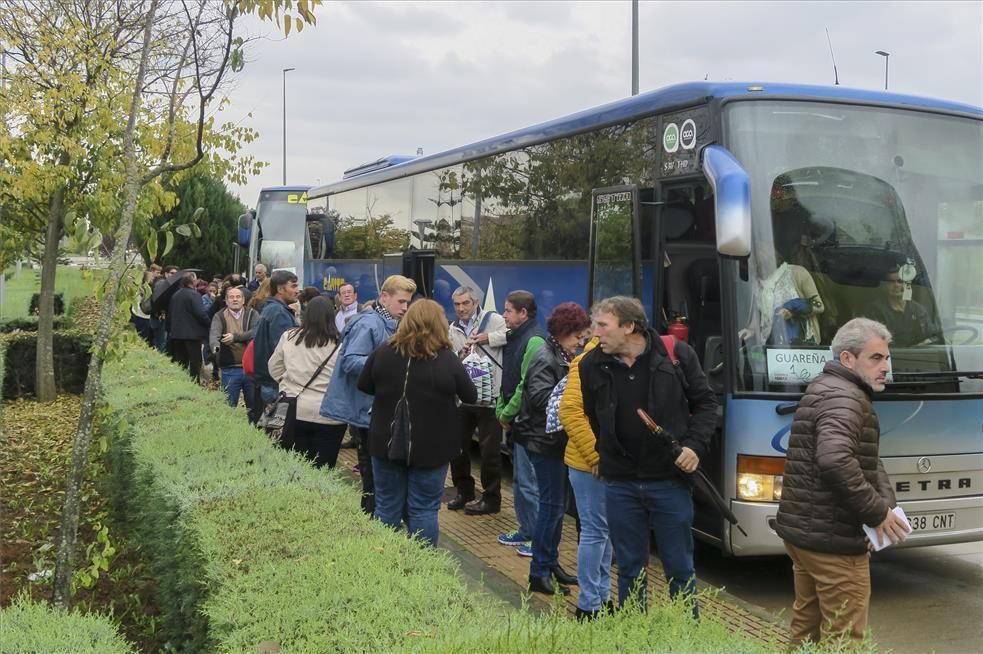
[517,542,533,557]
[497,530,526,546]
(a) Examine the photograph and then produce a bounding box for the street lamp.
[282,67,295,185]
[874,50,889,90]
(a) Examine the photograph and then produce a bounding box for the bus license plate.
[907,512,956,533]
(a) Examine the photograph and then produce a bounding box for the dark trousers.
[171,338,203,381]
[352,426,374,515]
[528,451,567,578]
[449,406,503,505]
[606,478,698,617]
[292,421,347,469]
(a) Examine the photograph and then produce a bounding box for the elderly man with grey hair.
[776,317,910,648]
[447,285,508,515]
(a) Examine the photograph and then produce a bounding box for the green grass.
[0,595,134,654]
[1,265,102,321]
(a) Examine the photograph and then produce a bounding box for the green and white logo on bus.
[663,122,679,153]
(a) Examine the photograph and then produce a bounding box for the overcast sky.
[226,0,982,206]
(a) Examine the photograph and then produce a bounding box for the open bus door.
[588,185,642,308]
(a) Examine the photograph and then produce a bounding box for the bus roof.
[260,185,313,194]
[309,80,982,198]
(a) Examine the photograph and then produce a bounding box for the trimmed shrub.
[0,315,73,333]
[29,291,65,315]
[0,597,133,654]
[101,345,776,653]
[0,330,92,399]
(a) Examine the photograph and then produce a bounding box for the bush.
[0,315,73,333]
[0,329,92,399]
[30,291,65,315]
[0,596,134,654]
[100,344,779,653]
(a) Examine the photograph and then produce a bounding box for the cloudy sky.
[226,0,982,206]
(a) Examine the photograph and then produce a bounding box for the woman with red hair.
[511,301,592,595]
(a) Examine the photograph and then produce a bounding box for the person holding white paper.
[776,318,910,648]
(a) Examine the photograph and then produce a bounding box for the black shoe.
[464,499,500,515]
[575,607,600,622]
[447,493,475,511]
[550,565,578,586]
[528,575,570,596]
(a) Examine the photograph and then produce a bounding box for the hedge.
[0,596,133,654]
[0,329,93,399]
[100,343,779,653]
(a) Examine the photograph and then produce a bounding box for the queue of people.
[131,263,907,645]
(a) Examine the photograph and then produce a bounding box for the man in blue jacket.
[321,274,416,514]
[252,270,300,408]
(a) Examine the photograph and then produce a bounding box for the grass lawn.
[1,266,102,321]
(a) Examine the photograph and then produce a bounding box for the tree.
[142,170,246,277]
[0,2,148,400]
[44,0,320,609]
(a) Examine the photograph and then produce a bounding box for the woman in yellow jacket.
[559,337,613,620]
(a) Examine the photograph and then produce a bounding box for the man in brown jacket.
[776,317,910,648]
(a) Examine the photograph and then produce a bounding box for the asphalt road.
[694,540,983,654]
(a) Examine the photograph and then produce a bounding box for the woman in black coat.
[512,302,591,595]
[357,299,477,546]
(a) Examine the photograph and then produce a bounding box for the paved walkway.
[336,447,789,649]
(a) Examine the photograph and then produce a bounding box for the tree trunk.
[51,0,159,610]
[35,187,65,402]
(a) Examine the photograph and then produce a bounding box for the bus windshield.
[255,190,307,276]
[725,101,982,394]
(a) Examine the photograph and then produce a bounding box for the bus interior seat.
[686,257,721,364]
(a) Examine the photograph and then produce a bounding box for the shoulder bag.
[260,341,341,447]
[387,359,413,463]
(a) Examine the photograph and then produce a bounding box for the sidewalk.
[337,448,789,649]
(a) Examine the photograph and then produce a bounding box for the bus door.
[587,185,642,308]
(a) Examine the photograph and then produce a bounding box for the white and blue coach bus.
[241,81,982,555]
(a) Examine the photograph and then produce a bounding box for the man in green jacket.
[494,290,545,556]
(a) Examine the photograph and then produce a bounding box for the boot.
[528,575,570,596]
[575,607,600,622]
[550,564,578,586]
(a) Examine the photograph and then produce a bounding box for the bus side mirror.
[237,211,255,248]
[702,145,751,258]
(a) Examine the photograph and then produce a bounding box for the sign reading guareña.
[766,348,834,383]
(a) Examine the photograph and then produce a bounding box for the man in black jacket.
[776,318,908,648]
[168,272,211,381]
[579,296,717,615]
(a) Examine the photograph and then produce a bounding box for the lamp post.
[282,67,295,185]
[631,0,639,96]
[874,50,889,90]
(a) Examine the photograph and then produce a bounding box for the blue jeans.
[605,478,697,617]
[220,367,254,409]
[569,468,612,611]
[528,451,567,578]
[149,317,167,352]
[260,383,279,405]
[512,442,539,541]
[372,457,447,547]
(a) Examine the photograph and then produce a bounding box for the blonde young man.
[321,275,416,515]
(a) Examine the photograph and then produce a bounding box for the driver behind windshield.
[864,267,942,347]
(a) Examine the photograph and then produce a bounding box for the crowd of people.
[130,263,907,644]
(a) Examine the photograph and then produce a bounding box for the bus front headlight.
[736,455,785,502]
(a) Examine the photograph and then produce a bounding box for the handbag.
[459,311,502,408]
[259,341,341,445]
[387,359,413,462]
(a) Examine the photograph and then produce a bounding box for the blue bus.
[241,81,982,555]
